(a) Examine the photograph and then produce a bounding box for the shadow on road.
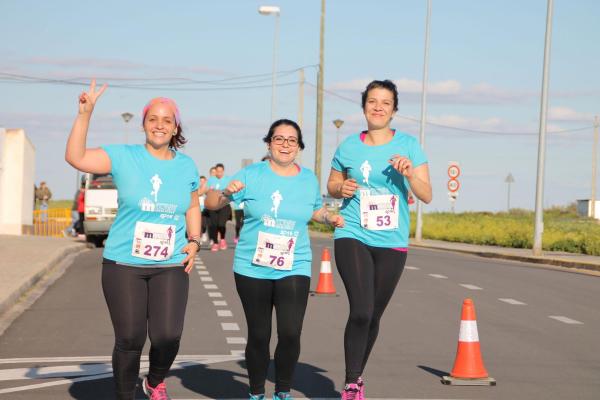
[417,364,449,378]
[65,359,339,399]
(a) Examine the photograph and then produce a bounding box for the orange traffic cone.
[314,247,336,295]
[442,298,496,386]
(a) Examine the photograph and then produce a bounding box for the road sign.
[448,163,461,179]
[447,179,460,192]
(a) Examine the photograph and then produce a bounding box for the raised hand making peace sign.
[78,79,107,115]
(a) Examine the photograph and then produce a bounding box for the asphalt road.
[0,235,598,399]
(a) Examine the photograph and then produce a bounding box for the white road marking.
[195,266,206,270]
[230,350,245,356]
[0,355,243,394]
[548,316,583,325]
[200,276,213,282]
[460,284,482,290]
[197,271,210,275]
[221,323,240,331]
[204,284,218,289]
[208,292,223,298]
[213,300,227,306]
[217,310,233,317]
[226,337,247,344]
[498,298,526,305]
[405,266,420,270]
[428,274,448,279]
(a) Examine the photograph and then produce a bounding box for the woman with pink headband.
[66,80,201,400]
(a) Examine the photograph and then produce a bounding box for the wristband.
[187,238,201,251]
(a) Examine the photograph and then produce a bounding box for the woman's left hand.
[181,243,199,274]
[389,155,413,178]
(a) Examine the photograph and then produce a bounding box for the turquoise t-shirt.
[230,161,322,279]
[331,131,427,248]
[207,175,231,191]
[101,145,199,266]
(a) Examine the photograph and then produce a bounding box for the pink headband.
[142,97,181,127]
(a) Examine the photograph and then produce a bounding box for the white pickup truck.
[83,173,118,247]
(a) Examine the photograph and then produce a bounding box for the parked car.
[83,173,117,247]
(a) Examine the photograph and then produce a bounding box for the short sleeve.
[229,168,248,204]
[409,137,428,168]
[189,160,200,192]
[101,144,125,177]
[331,145,344,172]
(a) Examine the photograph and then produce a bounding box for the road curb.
[0,243,88,318]
[409,242,600,274]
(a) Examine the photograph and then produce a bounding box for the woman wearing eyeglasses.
[206,119,344,400]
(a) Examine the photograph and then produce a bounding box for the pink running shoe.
[341,383,360,400]
[210,243,219,252]
[143,377,171,400]
[357,377,365,400]
[219,239,228,250]
[234,237,239,245]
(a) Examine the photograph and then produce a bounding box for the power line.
[305,82,594,136]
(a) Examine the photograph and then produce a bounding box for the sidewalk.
[409,238,600,274]
[0,234,88,320]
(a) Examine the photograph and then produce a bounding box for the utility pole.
[298,69,305,131]
[505,173,515,211]
[297,68,305,165]
[591,116,599,219]
[533,0,554,256]
[314,0,325,191]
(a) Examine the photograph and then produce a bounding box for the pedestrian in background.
[65,80,201,400]
[206,119,344,400]
[326,80,432,400]
[35,181,52,208]
[200,163,232,251]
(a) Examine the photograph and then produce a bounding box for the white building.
[576,199,600,220]
[0,128,36,235]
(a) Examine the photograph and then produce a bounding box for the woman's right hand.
[223,180,245,196]
[338,178,359,198]
[78,79,107,115]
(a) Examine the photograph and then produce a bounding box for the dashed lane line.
[221,323,240,331]
[548,316,583,325]
[498,298,527,305]
[459,284,482,290]
[428,274,448,279]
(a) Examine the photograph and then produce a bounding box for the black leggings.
[208,206,231,242]
[234,273,310,395]
[334,238,406,384]
[234,209,244,237]
[102,262,189,400]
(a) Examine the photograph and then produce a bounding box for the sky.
[1,0,599,212]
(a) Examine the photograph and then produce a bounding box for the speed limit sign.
[447,179,460,192]
[448,162,460,179]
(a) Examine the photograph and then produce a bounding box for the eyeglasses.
[271,136,299,147]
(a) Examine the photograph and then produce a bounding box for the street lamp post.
[414,0,432,243]
[121,112,134,144]
[333,119,344,147]
[258,5,281,122]
[533,0,554,256]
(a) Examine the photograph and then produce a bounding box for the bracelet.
[188,238,201,251]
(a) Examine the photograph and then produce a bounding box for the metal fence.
[33,208,72,237]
